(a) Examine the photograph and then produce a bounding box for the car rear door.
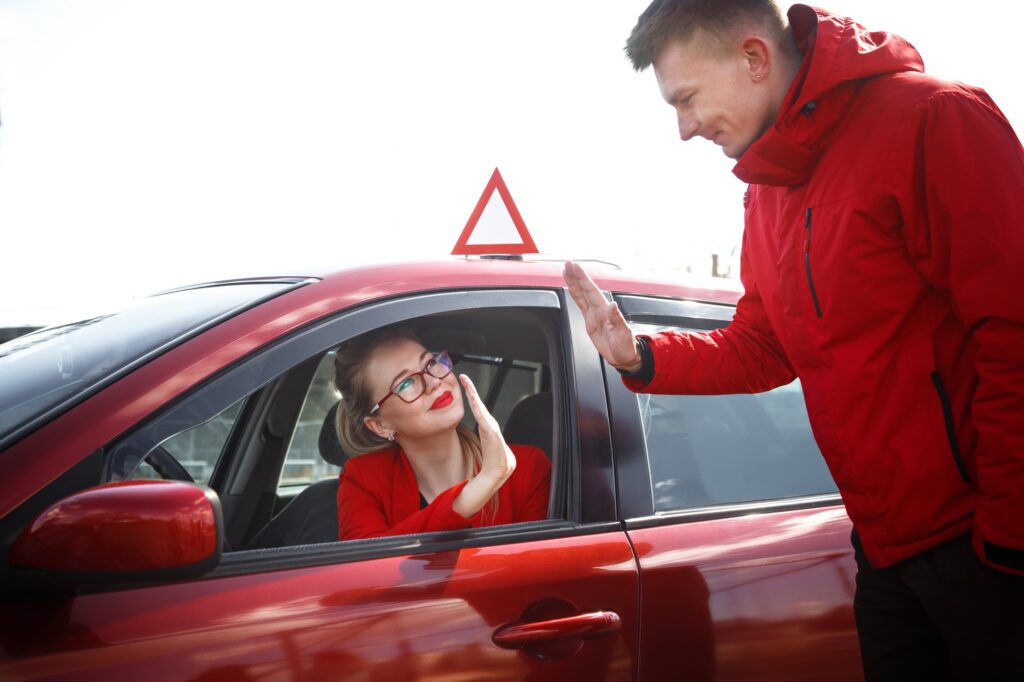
[609,295,862,682]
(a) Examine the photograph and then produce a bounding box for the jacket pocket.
[804,208,823,318]
[929,372,971,483]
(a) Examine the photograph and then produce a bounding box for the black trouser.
[852,529,1024,681]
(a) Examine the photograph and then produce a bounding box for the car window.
[278,352,343,487]
[276,351,548,490]
[0,279,307,451]
[130,398,246,485]
[633,322,838,512]
[453,354,546,427]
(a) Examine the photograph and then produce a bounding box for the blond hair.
[334,327,496,519]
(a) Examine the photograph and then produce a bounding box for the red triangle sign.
[452,168,539,256]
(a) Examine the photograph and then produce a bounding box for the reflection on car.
[0,259,861,680]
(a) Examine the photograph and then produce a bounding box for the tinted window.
[634,322,838,512]
[279,351,343,487]
[0,280,305,448]
[129,398,246,484]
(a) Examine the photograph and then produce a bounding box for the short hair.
[625,0,791,71]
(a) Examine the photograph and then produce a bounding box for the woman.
[334,327,551,540]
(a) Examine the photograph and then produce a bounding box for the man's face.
[653,33,778,159]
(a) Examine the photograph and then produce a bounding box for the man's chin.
[721,141,750,160]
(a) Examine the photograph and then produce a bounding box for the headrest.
[318,402,350,469]
[502,391,552,458]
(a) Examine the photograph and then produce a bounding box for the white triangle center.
[466,190,524,245]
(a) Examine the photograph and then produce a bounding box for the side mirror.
[9,480,223,592]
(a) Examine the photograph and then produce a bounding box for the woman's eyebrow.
[388,350,433,387]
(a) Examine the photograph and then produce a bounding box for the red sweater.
[337,444,551,541]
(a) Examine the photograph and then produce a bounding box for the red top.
[337,444,551,541]
[626,5,1024,573]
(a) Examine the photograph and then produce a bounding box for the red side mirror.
[9,480,223,589]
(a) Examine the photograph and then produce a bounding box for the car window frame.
[88,287,621,582]
[607,293,844,527]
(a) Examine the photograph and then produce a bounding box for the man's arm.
[889,87,1024,574]
[565,240,795,397]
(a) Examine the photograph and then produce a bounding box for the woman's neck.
[401,430,465,502]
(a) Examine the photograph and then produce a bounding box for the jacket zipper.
[930,372,972,483]
[804,208,823,317]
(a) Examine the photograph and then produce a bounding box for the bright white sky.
[0,1,1020,327]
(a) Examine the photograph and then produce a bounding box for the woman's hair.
[334,327,494,516]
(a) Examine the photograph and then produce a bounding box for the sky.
[0,1,1020,327]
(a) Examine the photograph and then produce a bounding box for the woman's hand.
[459,373,516,483]
[451,374,516,519]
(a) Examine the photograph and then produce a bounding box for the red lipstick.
[430,391,454,410]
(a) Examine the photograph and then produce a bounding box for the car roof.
[195,257,742,308]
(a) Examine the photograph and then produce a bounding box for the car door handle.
[492,610,621,649]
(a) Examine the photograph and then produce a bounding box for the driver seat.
[245,403,348,549]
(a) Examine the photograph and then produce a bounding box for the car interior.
[129,305,563,552]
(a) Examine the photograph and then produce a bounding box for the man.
[564,1,1024,679]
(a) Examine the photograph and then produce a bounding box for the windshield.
[0,279,308,449]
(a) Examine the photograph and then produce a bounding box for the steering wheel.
[144,445,196,483]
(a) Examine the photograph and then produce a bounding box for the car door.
[0,289,639,681]
[607,295,862,682]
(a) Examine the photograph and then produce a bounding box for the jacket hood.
[733,4,924,186]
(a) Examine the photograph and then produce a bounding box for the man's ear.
[741,36,771,81]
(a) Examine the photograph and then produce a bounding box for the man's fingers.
[565,261,611,312]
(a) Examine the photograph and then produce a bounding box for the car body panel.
[0,532,638,681]
[0,257,862,680]
[630,506,860,681]
[1,259,735,520]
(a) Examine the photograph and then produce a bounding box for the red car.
[0,258,861,680]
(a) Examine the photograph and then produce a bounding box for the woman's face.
[362,337,465,442]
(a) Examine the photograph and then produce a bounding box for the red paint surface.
[0,258,737,519]
[10,481,218,572]
[0,533,638,680]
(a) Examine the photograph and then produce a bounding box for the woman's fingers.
[459,374,497,431]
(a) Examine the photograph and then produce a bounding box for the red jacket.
[337,444,551,541]
[626,5,1024,572]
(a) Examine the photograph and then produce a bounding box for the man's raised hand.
[563,261,642,373]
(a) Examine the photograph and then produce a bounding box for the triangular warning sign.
[452,168,539,256]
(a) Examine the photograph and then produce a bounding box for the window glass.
[279,352,343,487]
[129,398,245,485]
[454,355,545,428]
[634,322,837,512]
[0,280,304,448]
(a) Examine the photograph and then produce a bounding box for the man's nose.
[677,111,700,141]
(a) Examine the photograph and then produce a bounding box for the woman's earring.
[387,433,395,441]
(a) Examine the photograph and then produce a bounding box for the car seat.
[245,403,347,549]
[502,391,552,458]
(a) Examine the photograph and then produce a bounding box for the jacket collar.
[733,4,924,187]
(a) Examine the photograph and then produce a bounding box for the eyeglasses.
[370,351,453,414]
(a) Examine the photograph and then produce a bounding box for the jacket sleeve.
[511,445,552,522]
[887,88,1024,575]
[623,231,796,395]
[337,459,471,541]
